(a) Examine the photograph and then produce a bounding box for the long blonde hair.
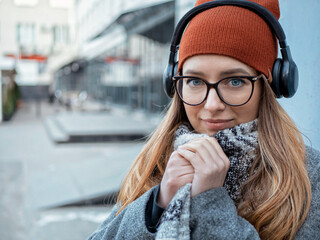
[117,79,311,239]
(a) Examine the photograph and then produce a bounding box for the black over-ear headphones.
[163,0,298,99]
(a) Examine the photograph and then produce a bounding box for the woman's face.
[182,54,262,135]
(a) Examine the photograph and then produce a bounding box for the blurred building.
[175,0,193,21]
[0,0,192,115]
[55,0,175,113]
[0,0,74,101]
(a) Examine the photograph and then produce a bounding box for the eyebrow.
[183,68,252,77]
[183,70,206,77]
[219,68,252,76]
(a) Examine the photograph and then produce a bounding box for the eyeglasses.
[173,74,264,106]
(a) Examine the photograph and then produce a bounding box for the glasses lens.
[176,77,207,105]
[176,76,254,106]
[218,77,253,105]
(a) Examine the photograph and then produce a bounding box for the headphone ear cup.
[271,58,299,98]
[271,58,283,98]
[162,64,172,98]
[280,59,299,98]
[162,58,179,98]
[163,64,174,97]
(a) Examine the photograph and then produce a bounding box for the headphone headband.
[164,0,298,99]
[171,0,287,53]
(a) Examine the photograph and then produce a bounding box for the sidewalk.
[44,105,161,143]
[0,100,162,239]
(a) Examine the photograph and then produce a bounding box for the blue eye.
[229,78,245,87]
[186,78,203,87]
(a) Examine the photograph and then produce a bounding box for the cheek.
[251,81,263,113]
[234,82,262,121]
[184,104,201,126]
[235,100,260,120]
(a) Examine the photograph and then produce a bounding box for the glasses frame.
[173,74,265,106]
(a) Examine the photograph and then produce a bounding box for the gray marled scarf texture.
[156,120,258,240]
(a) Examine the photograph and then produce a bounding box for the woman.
[88,0,320,239]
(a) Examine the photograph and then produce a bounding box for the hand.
[177,137,230,197]
[158,150,194,208]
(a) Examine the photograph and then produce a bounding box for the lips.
[202,118,234,131]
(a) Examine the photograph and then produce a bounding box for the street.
[0,101,156,239]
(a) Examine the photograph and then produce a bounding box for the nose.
[203,88,226,112]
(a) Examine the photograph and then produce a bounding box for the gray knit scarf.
[156,119,258,240]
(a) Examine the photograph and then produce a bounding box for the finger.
[165,150,195,178]
[189,137,229,166]
[204,137,230,164]
[178,138,209,161]
[177,148,204,169]
[179,138,229,170]
[176,165,195,176]
[178,171,194,179]
[179,137,221,164]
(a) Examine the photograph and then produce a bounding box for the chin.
[197,128,218,136]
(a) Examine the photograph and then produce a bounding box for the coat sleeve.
[190,187,260,239]
[295,146,320,239]
[87,187,156,240]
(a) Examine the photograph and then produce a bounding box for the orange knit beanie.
[178,0,280,77]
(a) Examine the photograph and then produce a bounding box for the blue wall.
[278,0,320,150]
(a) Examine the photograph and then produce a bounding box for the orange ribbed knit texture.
[178,0,280,77]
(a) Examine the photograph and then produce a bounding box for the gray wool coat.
[88,146,320,239]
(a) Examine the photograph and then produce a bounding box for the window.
[17,23,35,46]
[53,25,69,45]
